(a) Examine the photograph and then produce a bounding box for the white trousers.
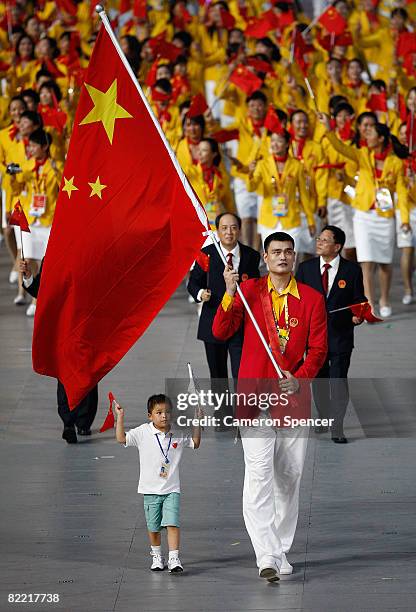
[240,424,309,569]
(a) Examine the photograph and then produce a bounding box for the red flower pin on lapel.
[241,273,248,282]
[172,442,178,448]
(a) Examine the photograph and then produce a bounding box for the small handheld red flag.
[211,128,240,143]
[196,251,210,273]
[220,8,236,30]
[350,301,383,323]
[9,201,30,232]
[187,93,208,118]
[318,6,347,35]
[264,106,285,134]
[99,391,116,432]
[367,92,388,112]
[230,65,263,95]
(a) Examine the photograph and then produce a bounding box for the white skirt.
[14,223,50,260]
[327,198,355,249]
[396,208,416,248]
[296,212,320,255]
[354,209,395,264]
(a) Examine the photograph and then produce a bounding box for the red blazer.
[212,277,328,420]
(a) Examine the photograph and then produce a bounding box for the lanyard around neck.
[155,432,172,463]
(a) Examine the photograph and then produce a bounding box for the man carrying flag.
[296,225,367,443]
[32,7,207,410]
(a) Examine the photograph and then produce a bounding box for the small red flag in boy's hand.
[9,200,30,232]
[99,391,116,432]
[350,302,383,323]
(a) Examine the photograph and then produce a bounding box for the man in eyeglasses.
[296,225,367,443]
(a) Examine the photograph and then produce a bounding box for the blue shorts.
[143,492,180,532]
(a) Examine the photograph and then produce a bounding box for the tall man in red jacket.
[213,232,327,582]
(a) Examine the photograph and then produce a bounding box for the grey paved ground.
[1,243,415,612]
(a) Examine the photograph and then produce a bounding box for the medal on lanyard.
[156,433,172,479]
[29,167,47,217]
[272,295,290,354]
[271,176,289,217]
[375,187,393,212]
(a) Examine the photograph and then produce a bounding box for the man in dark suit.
[296,225,366,443]
[187,213,260,428]
[19,258,98,444]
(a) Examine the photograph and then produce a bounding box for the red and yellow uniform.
[187,162,235,229]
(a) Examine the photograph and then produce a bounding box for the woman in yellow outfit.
[10,128,63,316]
[322,101,358,260]
[319,112,410,316]
[246,129,314,250]
[187,138,235,230]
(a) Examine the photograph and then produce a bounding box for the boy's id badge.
[30,193,47,217]
[159,462,170,479]
[272,194,288,217]
[375,188,393,212]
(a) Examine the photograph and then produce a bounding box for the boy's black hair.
[147,394,172,414]
[29,127,51,148]
[264,232,295,252]
[246,90,267,105]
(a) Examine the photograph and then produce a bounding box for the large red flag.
[32,21,207,408]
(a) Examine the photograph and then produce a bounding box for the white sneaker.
[9,270,18,284]
[379,305,392,318]
[259,566,279,582]
[402,294,413,305]
[279,553,293,575]
[150,553,165,571]
[168,555,183,573]
[14,294,26,305]
[26,303,36,317]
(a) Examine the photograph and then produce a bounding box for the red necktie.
[322,263,331,295]
[226,252,233,269]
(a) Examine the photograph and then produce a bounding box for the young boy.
[115,394,201,573]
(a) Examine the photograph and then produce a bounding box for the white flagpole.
[206,230,284,379]
[328,301,368,314]
[95,5,208,230]
[96,6,284,380]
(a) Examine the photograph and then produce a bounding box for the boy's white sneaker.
[150,553,165,571]
[168,555,183,573]
[279,553,293,575]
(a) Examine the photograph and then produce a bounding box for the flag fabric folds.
[318,6,347,35]
[229,65,263,95]
[32,23,207,408]
[350,302,383,323]
[99,392,116,432]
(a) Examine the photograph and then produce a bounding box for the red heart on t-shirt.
[172,442,178,448]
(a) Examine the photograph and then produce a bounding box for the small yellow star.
[88,176,107,199]
[79,79,133,144]
[62,176,78,199]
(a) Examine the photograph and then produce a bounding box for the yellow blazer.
[325,131,409,223]
[289,139,328,211]
[13,158,63,227]
[247,154,314,229]
[187,163,235,228]
[322,136,358,204]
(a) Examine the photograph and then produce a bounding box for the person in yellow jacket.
[6,34,37,96]
[228,90,269,248]
[289,110,328,256]
[318,112,410,317]
[0,96,27,283]
[315,58,351,114]
[322,101,358,260]
[246,129,314,251]
[150,79,182,150]
[9,128,62,316]
[187,138,235,231]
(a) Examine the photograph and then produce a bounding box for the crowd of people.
[1,0,416,318]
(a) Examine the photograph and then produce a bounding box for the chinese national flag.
[264,106,285,134]
[32,24,207,408]
[367,92,388,112]
[229,65,263,95]
[396,31,416,59]
[318,6,347,36]
[9,200,30,232]
[187,93,208,118]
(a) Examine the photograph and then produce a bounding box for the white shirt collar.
[319,254,340,271]
[220,242,240,258]
[149,422,171,437]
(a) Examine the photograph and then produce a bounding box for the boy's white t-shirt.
[125,422,194,495]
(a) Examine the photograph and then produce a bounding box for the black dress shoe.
[62,427,77,444]
[332,436,348,444]
[314,425,329,434]
[77,428,92,436]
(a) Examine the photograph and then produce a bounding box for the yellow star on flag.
[62,176,78,199]
[79,79,133,144]
[88,176,107,199]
